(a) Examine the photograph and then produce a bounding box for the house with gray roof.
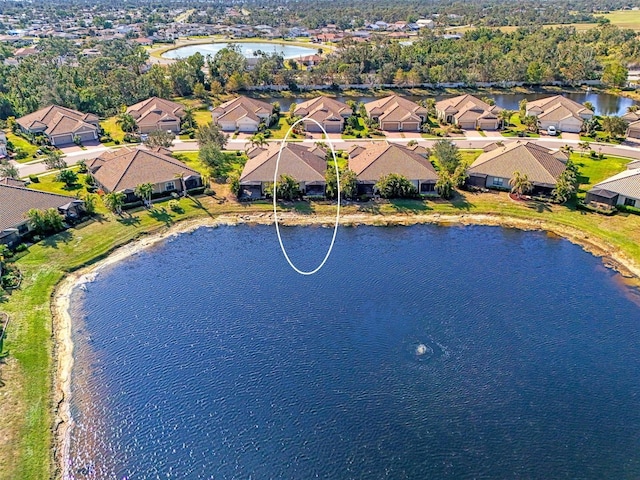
[0,184,83,247]
[238,143,326,198]
[586,166,640,209]
[293,97,352,133]
[87,147,202,203]
[467,141,568,194]
[16,105,100,146]
[364,95,427,132]
[348,142,438,196]
[126,97,185,134]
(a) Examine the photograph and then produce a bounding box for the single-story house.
[126,97,185,134]
[293,97,352,133]
[621,110,640,124]
[348,142,438,196]
[16,105,100,146]
[238,143,326,198]
[87,147,202,203]
[435,94,503,130]
[626,119,640,140]
[467,141,568,195]
[211,96,273,133]
[0,184,83,247]
[525,95,593,133]
[585,168,640,208]
[0,131,7,158]
[626,159,640,170]
[364,95,427,132]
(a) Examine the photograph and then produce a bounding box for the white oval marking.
[273,116,340,276]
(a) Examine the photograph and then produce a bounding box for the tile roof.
[294,97,352,123]
[436,94,502,121]
[469,141,566,187]
[17,105,99,137]
[212,96,273,120]
[239,143,326,184]
[91,147,200,193]
[589,168,640,200]
[0,184,75,231]
[364,95,427,123]
[126,97,185,127]
[348,142,438,182]
[627,159,640,170]
[526,95,593,118]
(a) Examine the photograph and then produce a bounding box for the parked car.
[547,126,557,136]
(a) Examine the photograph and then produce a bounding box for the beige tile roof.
[364,95,427,123]
[621,111,640,123]
[212,96,273,120]
[126,97,185,128]
[294,97,352,123]
[17,105,99,136]
[349,142,438,182]
[469,141,566,187]
[590,168,640,200]
[217,105,260,124]
[91,147,200,193]
[240,143,326,184]
[627,159,640,170]
[526,95,593,117]
[436,94,502,122]
[0,184,75,231]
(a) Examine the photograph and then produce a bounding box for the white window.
[493,177,504,186]
[165,181,176,191]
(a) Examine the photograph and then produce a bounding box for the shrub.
[114,139,121,145]
[203,187,216,196]
[616,204,640,215]
[29,174,39,183]
[168,199,183,212]
[15,243,27,252]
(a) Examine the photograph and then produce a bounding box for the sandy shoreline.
[51,211,640,479]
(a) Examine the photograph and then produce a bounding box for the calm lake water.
[68,225,640,479]
[263,92,635,116]
[162,42,318,60]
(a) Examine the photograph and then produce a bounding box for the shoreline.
[51,211,640,478]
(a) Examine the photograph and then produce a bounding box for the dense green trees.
[375,173,418,199]
[325,166,358,200]
[509,171,533,198]
[27,208,64,235]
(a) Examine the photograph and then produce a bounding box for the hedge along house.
[86,147,202,203]
[348,142,438,196]
[586,163,640,209]
[0,184,83,248]
[293,97,353,133]
[525,95,593,133]
[238,143,327,199]
[211,96,274,133]
[467,141,568,195]
[364,95,427,132]
[126,97,186,134]
[16,105,100,146]
[435,94,503,130]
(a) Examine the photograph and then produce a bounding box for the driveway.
[560,132,580,141]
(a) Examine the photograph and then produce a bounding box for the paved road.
[10,136,640,179]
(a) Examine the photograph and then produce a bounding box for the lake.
[260,92,635,117]
[68,224,640,479]
[162,42,318,60]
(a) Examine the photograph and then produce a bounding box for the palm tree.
[103,191,126,214]
[509,171,533,199]
[182,107,197,130]
[499,109,513,129]
[116,112,137,134]
[174,172,187,197]
[0,161,19,179]
[134,182,154,207]
[578,140,590,156]
[245,132,268,151]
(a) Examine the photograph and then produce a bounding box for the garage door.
[238,124,257,133]
[458,121,476,130]
[479,120,497,130]
[77,131,96,142]
[323,123,342,133]
[51,134,73,146]
[304,122,323,133]
[402,122,419,132]
[382,121,400,131]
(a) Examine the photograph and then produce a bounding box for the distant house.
[348,142,438,196]
[467,141,568,195]
[132,37,153,46]
[623,113,640,140]
[87,147,202,203]
[0,131,7,158]
[0,184,83,247]
[586,167,640,209]
[436,94,503,130]
[211,96,273,133]
[238,143,326,198]
[525,96,593,133]
[364,95,427,132]
[293,97,352,133]
[296,54,322,67]
[126,97,185,134]
[16,105,100,146]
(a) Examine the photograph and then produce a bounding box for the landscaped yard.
[572,152,631,196]
[501,114,540,138]
[342,117,369,139]
[173,150,247,178]
[268,117,303,140]
[6,131,40,161]
[27,166,87,197]
[100,116,126,144]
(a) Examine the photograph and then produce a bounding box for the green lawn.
[501,114,540,138]
[268,117,303,140]
[27,167,88,197]
[572,152,631,196]
[342,117,369,139]
[173,150,247,178]
[100,116,125,144]
[193,108,212,128]
[6,131,40,161]
[599,10,640,30]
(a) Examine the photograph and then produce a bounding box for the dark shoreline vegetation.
[0,23,638,119]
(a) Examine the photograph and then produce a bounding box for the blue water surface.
[69,225,640,479]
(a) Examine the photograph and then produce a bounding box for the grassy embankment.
[0,147,638,479]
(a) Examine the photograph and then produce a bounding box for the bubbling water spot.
[416,344,428,356]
